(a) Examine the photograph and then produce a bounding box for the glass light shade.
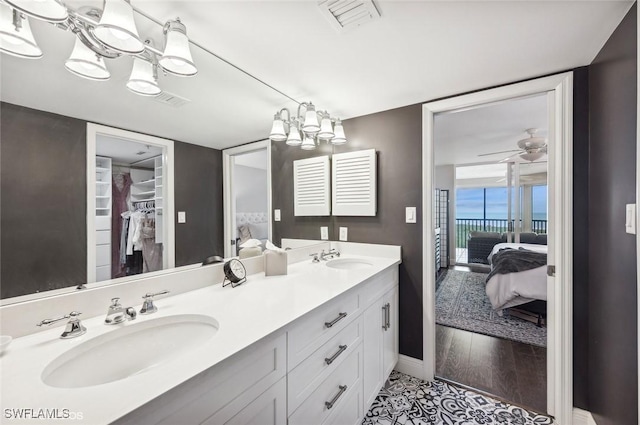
[3,0,67,22]
[159,20,197,76]
[269,116,287,142]
[519,151,545,162]
[301,135,316,150]
[331,119,347,145]
[127,57,161,96]
[0,6,42,58]
[317,115,335,140]
[93,0,144,54]
[65,37,110,81]
[302,103,320,134]
[286,122,302,146]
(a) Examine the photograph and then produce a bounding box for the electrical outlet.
[178,211,186,223]
[321,226,329,240]
[339,227,348,241]
[274,209,281,222]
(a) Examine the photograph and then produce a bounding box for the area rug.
[436,270,547,347]
[362,370,552,425]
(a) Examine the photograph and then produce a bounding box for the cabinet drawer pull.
[385,302,391,330]
[382,304,388,330]
[325,312,347,328]
[325,385,347,410]
[325,345,347,365]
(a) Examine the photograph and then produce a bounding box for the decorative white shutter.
[332,149,376,216]
[293,156,331,216]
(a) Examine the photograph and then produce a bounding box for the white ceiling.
[0,0,633,150]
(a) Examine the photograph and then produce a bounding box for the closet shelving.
[95,156,112,282]
[154,157,164,243]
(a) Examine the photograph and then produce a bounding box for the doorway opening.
[423,73,574,423]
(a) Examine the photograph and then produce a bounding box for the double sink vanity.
[0,241,401,425]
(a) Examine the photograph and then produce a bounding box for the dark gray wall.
[1,103,88,298]
[174,141,224,266]
[0,102,225,298]
[587,5,638,425]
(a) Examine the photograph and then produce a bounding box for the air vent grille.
[318,0,381,33]
[152,91,190,108]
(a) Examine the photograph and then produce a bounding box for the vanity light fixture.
[269,102,348,149]
[93,0,144,54]
[0,0,198,96]
[65,36,111,80]
[3,0,67,23]
[159,18,197,77]
[0,4,43,58]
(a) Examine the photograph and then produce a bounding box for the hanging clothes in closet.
[120,201,162,276]
[112,172,132,278]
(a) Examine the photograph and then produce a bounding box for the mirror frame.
[86,123,176,283]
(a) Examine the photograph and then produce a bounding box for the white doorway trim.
[422,72,573,423]
[222,140,272,258]
[86,123,176,284]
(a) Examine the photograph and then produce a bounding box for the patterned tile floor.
[362,371,553,425]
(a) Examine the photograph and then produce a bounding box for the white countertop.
[0,254,400,424]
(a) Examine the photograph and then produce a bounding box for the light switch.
[626,204,636,234]
[339,227,348,241]
[406,207,417,223]
[321,226,329,240]
[274,209,281,222]
[178,211,186,223]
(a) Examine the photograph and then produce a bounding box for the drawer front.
[288,290,360,369]
[95,216,111,230]
[289,343,363,425]
[322,378,363,425]
[96,244,110,267]
[289,316,363,412]
[115,332,286,425]
[96,265,111,282]
[96,230,111,245]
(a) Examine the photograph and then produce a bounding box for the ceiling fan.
[478,128,547,162]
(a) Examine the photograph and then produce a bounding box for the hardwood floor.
[435,324,547,414]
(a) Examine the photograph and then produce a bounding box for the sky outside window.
[456,186,547,220]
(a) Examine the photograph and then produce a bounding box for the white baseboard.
[573,408,596,425]
[395,355,424,380]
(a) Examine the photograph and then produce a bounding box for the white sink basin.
[42,314,219,388]
[325,258,373,270]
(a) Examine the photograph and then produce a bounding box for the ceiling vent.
[152,91,190,108]
[318,0,381,33]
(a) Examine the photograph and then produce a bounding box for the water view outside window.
[532,185,548,220]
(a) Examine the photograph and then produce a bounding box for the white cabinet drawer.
[95,216,111,230]
[96,244,110,267]
[288,290,360,369]
[115,332,286,425]
[289,343,363,425]
[96,265,111,282]
[289,316,363,412]
[96,230,111,245]
[323,377,363,425]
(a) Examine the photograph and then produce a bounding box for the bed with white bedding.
[485,243,548,311]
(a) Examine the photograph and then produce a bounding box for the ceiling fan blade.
[498,152,523,163]
[478,149,521,157]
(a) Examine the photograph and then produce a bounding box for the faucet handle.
[309,253,320,263]
[142,290,170,299]
[37,312,86,339]
[140,290,170,315]
[110,297,121,308]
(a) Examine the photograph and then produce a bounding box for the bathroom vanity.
[0,242,400,425]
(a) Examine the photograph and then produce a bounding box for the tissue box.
[264,250,288,276]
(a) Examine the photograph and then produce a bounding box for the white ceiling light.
[126,56,161,96]
[269,102,347,149]
[519,151,545,162]
[0,4,42,58]
[65,37,110,81]
[93,0,144,54]
[3,0,67,23]
[159,18,197,76]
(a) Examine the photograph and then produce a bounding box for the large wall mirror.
[0,2,297,304]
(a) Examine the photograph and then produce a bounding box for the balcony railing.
[455,218,548,248]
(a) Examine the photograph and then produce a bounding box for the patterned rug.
[362,371,552,425]
[436,270,547,347]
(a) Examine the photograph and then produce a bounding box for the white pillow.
[249,222,268,240]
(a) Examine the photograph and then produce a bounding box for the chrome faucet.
[104,298,137,325]
[320,249,341,261]
[140,290,170,315]
[310,252,321,263]
[36,311,86,339]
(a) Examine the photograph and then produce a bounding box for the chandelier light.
[3,0,67,23]
[0,0,198,96]
[93,0,144,54]
[269,102,347,149]
[65,36,110,80]
[0,4,43,58]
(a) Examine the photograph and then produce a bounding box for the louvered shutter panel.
[332,149,376,216]
[293,156,331,216]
